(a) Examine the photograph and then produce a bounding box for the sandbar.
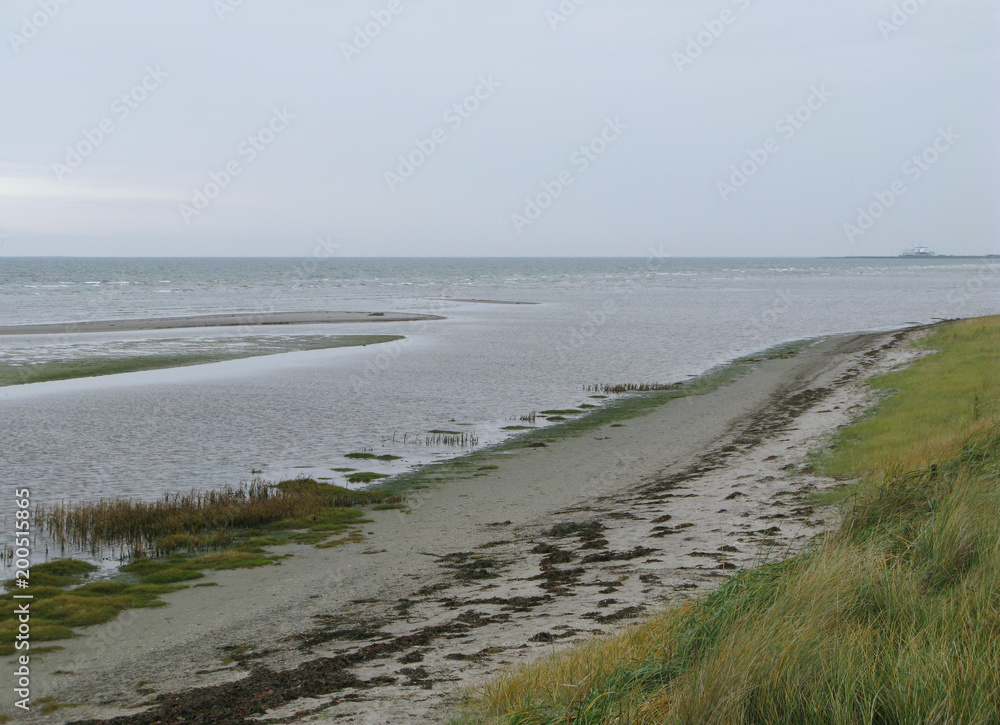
[0,311,445,336]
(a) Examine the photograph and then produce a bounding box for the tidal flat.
[0,334,404,387]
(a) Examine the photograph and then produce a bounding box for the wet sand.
[0,311,445,336]
[4,326,931,724]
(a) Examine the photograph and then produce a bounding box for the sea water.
[0,257,997,508]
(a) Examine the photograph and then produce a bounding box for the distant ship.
[900,245,936,257]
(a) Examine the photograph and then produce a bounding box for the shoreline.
[0,311,445,336]
[3,326,932,723]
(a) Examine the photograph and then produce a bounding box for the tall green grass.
[459,316,1000,725]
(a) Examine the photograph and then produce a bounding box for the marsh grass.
[36,478,399,557]
[383,431,482,447]
[584,382,681,395]
[4,479,400,656]
[458,317,1000,724]
[427,432,479,447]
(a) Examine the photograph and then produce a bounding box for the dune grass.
[815,316,1000,479]
[457,316,1000,724]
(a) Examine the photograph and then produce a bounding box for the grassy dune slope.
[459,316,1000,725]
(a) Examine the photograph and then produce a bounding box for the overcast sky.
[1,0,997,257]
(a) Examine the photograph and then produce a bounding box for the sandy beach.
[4,326,930,724]
[0,312,445,336]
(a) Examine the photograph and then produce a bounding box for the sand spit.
[0,311,444,336]
[7,327,930,724]
[432,299,539,305]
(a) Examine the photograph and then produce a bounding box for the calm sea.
[1,257,997,508]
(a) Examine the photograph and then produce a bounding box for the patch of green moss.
[0,619,76,655]
[141,568,205,584]
[345,453,402,461]
[346,472,391,484]
[272,506,370,530]
[32,596,121,628]
[4,559,98,590]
